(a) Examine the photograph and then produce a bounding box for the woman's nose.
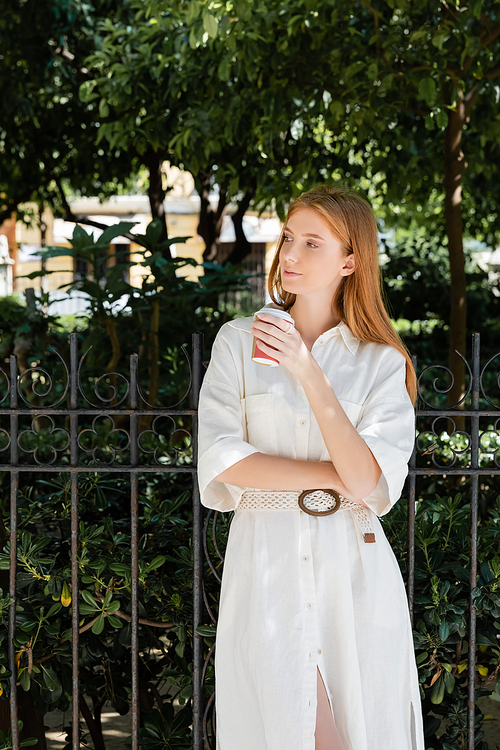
[283,243,300,263]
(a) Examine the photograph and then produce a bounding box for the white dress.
[197,306,425,750]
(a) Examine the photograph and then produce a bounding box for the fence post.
[192,332,204,750]
[9,355,19,750]
[467,333,480,750]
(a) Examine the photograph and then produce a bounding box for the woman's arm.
[215,453,357,497]
[251,314,381,500]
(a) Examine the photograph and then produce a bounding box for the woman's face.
[279,207,355,298]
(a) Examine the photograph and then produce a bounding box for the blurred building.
[0,169,282,315]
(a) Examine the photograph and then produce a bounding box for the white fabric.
[197,305,424,750]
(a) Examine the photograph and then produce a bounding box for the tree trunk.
[144,150,171,260]
[225,186,256,266]
[79,694,106,750]
[197,173,227,262]
[444,95,467,408]
[0,690,48,749]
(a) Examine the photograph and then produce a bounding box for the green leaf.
[92,613,105,635]
[425,113,435,130]
[20,739,39,747]
[81,590,99,610]
[106,614,123,628]
[79,80,98,103]
[470,0,483,17]
[98,222,136,245]
[203,13,218,39]
[189,25,198,49]
[218,57,231,82]
[147,556,166,572]
[439,621,450,642]
[435,109,448,129]
[102,590,113,608]
[419,77,437,106]
[432,30,448,51]
[19,669,31,691]
[186,0,200,24]
[430,674,445,704]
[46,602,62,618]
[79,604,99,615]
[99,99,110,118]
[109,563,131,576]
[196,625,217,637]
[443,671,455,694]
[42,667,60,692]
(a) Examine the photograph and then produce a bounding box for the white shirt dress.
[197,307,425,750]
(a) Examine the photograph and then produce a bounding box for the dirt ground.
[44,695,500,749]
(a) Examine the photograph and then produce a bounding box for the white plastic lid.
[254,307,294,325]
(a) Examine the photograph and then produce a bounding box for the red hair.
[268,185,417,403]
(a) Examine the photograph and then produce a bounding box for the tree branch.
[463,80,480,118]
[54,176,138,239]
[486,61,500,80]
[54,46,89,76]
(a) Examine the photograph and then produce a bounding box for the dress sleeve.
[197,325,260,512]
[356,348,415,517]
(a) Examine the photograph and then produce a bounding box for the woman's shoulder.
[358,339,406,367]
[212,317,253,347]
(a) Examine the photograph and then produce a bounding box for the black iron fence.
[2,331,499,750]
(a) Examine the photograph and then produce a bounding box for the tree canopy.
[2,0,500,397]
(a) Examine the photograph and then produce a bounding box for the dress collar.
[321,320,360,356]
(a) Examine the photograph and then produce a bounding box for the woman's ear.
[341,253,355,277]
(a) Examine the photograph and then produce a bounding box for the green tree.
[310,0,500,404]
[81,0,359,262]
[0,0,139,234]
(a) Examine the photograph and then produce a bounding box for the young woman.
[197,185,424,750]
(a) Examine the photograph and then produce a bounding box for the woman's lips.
[283,269,302,277]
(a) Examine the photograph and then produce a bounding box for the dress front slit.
[316,662,346,750]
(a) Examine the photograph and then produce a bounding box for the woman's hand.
[251,313,316,382]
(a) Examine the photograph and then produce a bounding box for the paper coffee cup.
[252,307,295,366]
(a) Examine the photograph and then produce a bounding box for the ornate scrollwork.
[479,418,500,468]
[17,416,69,464]
[77,346,130,408]
[417,352,472,410]
[203,691,216,750]
[77,416,130,464]
[416,417,470,468]
[200,508,232,749]
[138,415,192,464]
[480,351,500,409]
[0,427,11,453]
[137,345,193,409]
[0,368,9,406]
[17,348,69,408]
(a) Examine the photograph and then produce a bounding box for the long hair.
[268,185,417,403]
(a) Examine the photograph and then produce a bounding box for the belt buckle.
[298,489,341,517]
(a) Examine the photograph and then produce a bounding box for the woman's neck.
[288,297,341,351]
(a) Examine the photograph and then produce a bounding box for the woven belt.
[237,489,376,543]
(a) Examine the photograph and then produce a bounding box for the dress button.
[317,649,322,654]
[300,420,306,426]
[306,603,313,609]
[303,556,309,562]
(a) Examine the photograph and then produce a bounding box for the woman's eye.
[283,235,292,242]
[306,242,318,249]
